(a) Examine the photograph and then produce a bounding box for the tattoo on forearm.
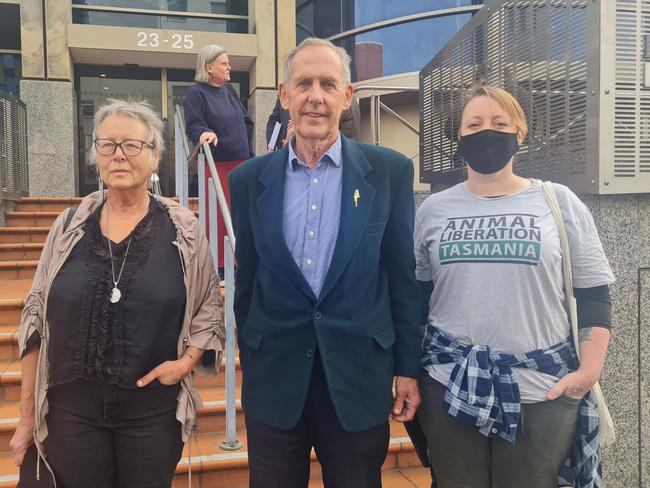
[578,327,593,344]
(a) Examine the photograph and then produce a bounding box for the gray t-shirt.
[415,179,615,403]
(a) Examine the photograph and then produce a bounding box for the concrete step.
[0,244,43,262]
[0,326,18,362]
[13,198,82,213]
[4,212,60,228]
[0,228,50,245]
[0,263,36,281]
[0,302,23,327]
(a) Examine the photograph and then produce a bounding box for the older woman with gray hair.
[184,44,254,269]
[10,99,225,487]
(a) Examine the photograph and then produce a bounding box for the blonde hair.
[195,44,227,83]
[89,98,163,168]
[460,85,528,140]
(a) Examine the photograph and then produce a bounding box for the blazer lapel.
[256,148,316,301]
[318,138,375,303]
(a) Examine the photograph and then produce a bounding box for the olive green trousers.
[418,375,579,488]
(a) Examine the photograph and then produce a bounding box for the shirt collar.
[287,134,343,171]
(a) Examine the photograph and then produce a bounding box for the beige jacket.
[18,191,225,449]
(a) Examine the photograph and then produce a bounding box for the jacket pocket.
[240,325,263,351]
[363,220,388,237]
[372,326,396,350]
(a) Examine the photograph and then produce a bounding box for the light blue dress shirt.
[283,135,343,297]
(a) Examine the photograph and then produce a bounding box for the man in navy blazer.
[228,37,421,488]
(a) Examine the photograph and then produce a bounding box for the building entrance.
[75,64,248,197]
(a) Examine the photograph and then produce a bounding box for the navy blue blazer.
[228,136,421,432]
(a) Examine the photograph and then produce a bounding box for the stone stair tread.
[0,360,18,377]
[0,245,43,251]
[0,326,18,340]
[0,263,37,270]
[4,212,61,218]
[17,198,82,204]
[0,228,50,233]
[0,281,31,301]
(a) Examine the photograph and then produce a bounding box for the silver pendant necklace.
[108,236,131,303]
[105,201,133,304]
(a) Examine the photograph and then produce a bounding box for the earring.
[98,177,104,193]
[151,173,162,196]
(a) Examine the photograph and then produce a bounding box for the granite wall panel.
[20,80,77,197]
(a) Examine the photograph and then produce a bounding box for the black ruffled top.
[46,198,186,388]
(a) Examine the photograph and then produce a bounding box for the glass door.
[166,69,195,196]
[76,65,163,196]
[76,65,249,197]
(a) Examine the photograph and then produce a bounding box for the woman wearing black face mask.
[413,86,614,488]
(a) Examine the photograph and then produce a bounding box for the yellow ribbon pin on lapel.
[353,189,360,207]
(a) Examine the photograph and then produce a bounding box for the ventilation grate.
[420,0,590,186]
[614,1,650,178]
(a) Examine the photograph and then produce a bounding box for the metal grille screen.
[420,0,590,186]
[420,0,650,193]
[0,91,29,196]
[614,1,650,180]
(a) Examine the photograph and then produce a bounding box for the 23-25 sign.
[136,32,194,49]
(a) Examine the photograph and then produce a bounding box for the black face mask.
[457,129,519,175]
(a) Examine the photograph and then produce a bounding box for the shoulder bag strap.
[63,207,77,232]
[541,181,616,446]
[541,182,578,353]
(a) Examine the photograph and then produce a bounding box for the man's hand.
[391,376,420,422]
[9,419,34,466]
[137,357,193,387]
[199,131,218,146]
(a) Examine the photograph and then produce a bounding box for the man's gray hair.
[89,98,164,167]
[283,38,351,84]
[195,44,227,83]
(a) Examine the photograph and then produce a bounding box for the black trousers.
[21,379,184,488]
[245,353,390,488]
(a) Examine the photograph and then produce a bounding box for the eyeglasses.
[94,139,153,157]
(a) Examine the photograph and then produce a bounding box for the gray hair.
[283,37,351,85]
[89,98,164,168]
[195,44,227,83]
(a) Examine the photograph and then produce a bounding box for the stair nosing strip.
[175,436,414,467]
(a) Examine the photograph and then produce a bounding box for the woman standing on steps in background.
[184,44,254,272]
[10,99,225,487]
[414,86,615,488]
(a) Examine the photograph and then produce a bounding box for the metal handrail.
[326,5,483,42]
[174,110,190,207]
[355,85,420,146]
[354,85,420,93]
[186,141,236,253]
[173,105,240,451]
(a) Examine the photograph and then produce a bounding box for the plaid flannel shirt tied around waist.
[421,325,603,488]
